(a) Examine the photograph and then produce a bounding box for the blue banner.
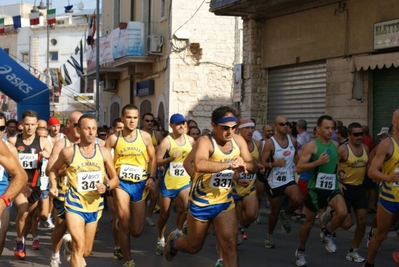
[0,48,50,120]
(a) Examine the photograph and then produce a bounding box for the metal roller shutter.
[267,62,326,133]
[373,68,399,143]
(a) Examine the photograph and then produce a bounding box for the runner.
[48,114,119,267]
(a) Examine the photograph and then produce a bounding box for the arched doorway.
[140,99,152,118]
[110,102,120,126]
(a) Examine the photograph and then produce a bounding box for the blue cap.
[170,113,186,124]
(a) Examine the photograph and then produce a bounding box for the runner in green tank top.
[294,115,347,267]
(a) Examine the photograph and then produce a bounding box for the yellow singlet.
[340,144,368,186]
[189,134,241,206]
[65,144,105,212]
[114,130,149,182]
[380,137,399,202]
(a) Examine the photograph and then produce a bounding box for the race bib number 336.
[77,171,102,192]
[120,164,143,182]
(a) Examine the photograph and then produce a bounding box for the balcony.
[68,93,95,110]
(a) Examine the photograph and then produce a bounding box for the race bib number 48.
[18,154,38,169]
[77,171,102,192]
[120,164,143,182]
[210,170,234,189]
[315,172,336,190]
[170,162,187,177]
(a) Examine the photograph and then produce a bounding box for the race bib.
[393,168,399,186]
[272,170,292,183]
[169,162,187,177]
[40,177,49,190]
[77,171,102,192]
[119,164,143,182]
[18,153,38,169]
[239,172,256,180]
[210,170,234,189]
[315,172,336,190]
[0,165,4,182]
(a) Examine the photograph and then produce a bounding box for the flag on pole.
[0,18,4,34]
[13,15,21,29]
[29,12,39,26]
[47,9,56,25]
[87,11,96,48]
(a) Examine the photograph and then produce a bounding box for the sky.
[4,0,98,12]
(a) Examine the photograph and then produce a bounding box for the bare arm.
[40,137,53,158]
[48,147,73,197]
[368,138,399,183]
[183,145,196,177]
[0,139,28,210]
[156,137,173,167]
[295,140,329,173]
[235,134,257,174]
[105,134,117,150]
[194,136,230,173]
[96,147,119,193]
[46,139,66,189]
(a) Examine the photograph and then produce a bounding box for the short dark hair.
[317,115,333,127]
[122,104,138,116]
[337,125,348,138]
[7,119,17,126]
[142,113,154,120]
[211,106,238,123]
[112,118,122,128]
[188,126,201,136]
[22,110,39,120]
[187,119,198,127]
[77,114,96,128]
[347,122,362,134]
[296,119,307,130]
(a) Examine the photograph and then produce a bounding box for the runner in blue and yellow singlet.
[48,115,119,267]
[105,104,157,267]
[163,106,257,267]
[367,109,399,266]
[155,113,194,256]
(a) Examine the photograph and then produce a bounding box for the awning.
[351,52,399,71]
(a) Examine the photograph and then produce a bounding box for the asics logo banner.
[0,65,33,94]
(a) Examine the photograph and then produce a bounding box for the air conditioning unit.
[148,35,163,55]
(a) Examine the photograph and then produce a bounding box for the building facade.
[211,0,399,141]
[94,0,241,130]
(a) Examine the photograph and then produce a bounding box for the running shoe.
[321,206,333,226]
[62,234,72,262]
[279,210,291,233]
[123,260,135,267]
[156,240,165,256]
[321,230,336,253]
[215,258,223,267]
[50,257,62,267]
[241,229,248,240]
[295,249,307,267]
[145,217,155,227]
[255,215,261,224]
[44,219,55,230]
[113,247,123,260]
[164,230,178,261]
[264,234,275,249]
[237,230,244,246]
[32,239,40,250]
[346,248,365,263]
[14,241,26,260]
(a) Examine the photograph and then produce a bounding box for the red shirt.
[363,134,375,151]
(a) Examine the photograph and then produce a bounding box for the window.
[160,0,166,19]
[21,52,29,63]
[49,51,58,61]
[50,38,57,46]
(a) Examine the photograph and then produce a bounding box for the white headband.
[239,122,255,129]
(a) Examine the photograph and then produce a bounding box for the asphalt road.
[0,204,398,267]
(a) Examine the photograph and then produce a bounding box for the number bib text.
[239,172,255,180]
[315,172,336,190]
[210,170,234,189]
[18,154,38,169]
[169,162,187,177]
[120,164,143,182]
[77,171,102,192]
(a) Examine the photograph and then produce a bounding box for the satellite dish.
[78,1,84,10]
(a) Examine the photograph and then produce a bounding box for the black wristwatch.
[103,182,110,192]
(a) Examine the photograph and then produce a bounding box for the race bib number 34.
[77,171,102,192]
[120,164,143,182]
[315,172,336,190]
[210,170,234,189]
[170,162,187,177]
[18,154,38,169]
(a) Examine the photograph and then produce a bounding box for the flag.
[62,65,72,85]
[47,9,56,25]
[87,12,96,48]
[79,40,83,72]
[13,15,21,29]
[67,56,84,77]
[29,12,39,26]
[0,18,4,34]
[57,68,66,86]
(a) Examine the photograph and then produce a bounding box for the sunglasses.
[145,119,154,123]
[352,132,364,137]
[278,122,289,126]
[219,124,238,131]
[0,126,5,131]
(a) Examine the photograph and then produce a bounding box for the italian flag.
[29,12,39,26]
[47,9,56,25]
[0,18,4,34]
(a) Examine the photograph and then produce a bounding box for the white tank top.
[267,135,296,189]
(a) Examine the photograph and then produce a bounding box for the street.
[0,205,398,267]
